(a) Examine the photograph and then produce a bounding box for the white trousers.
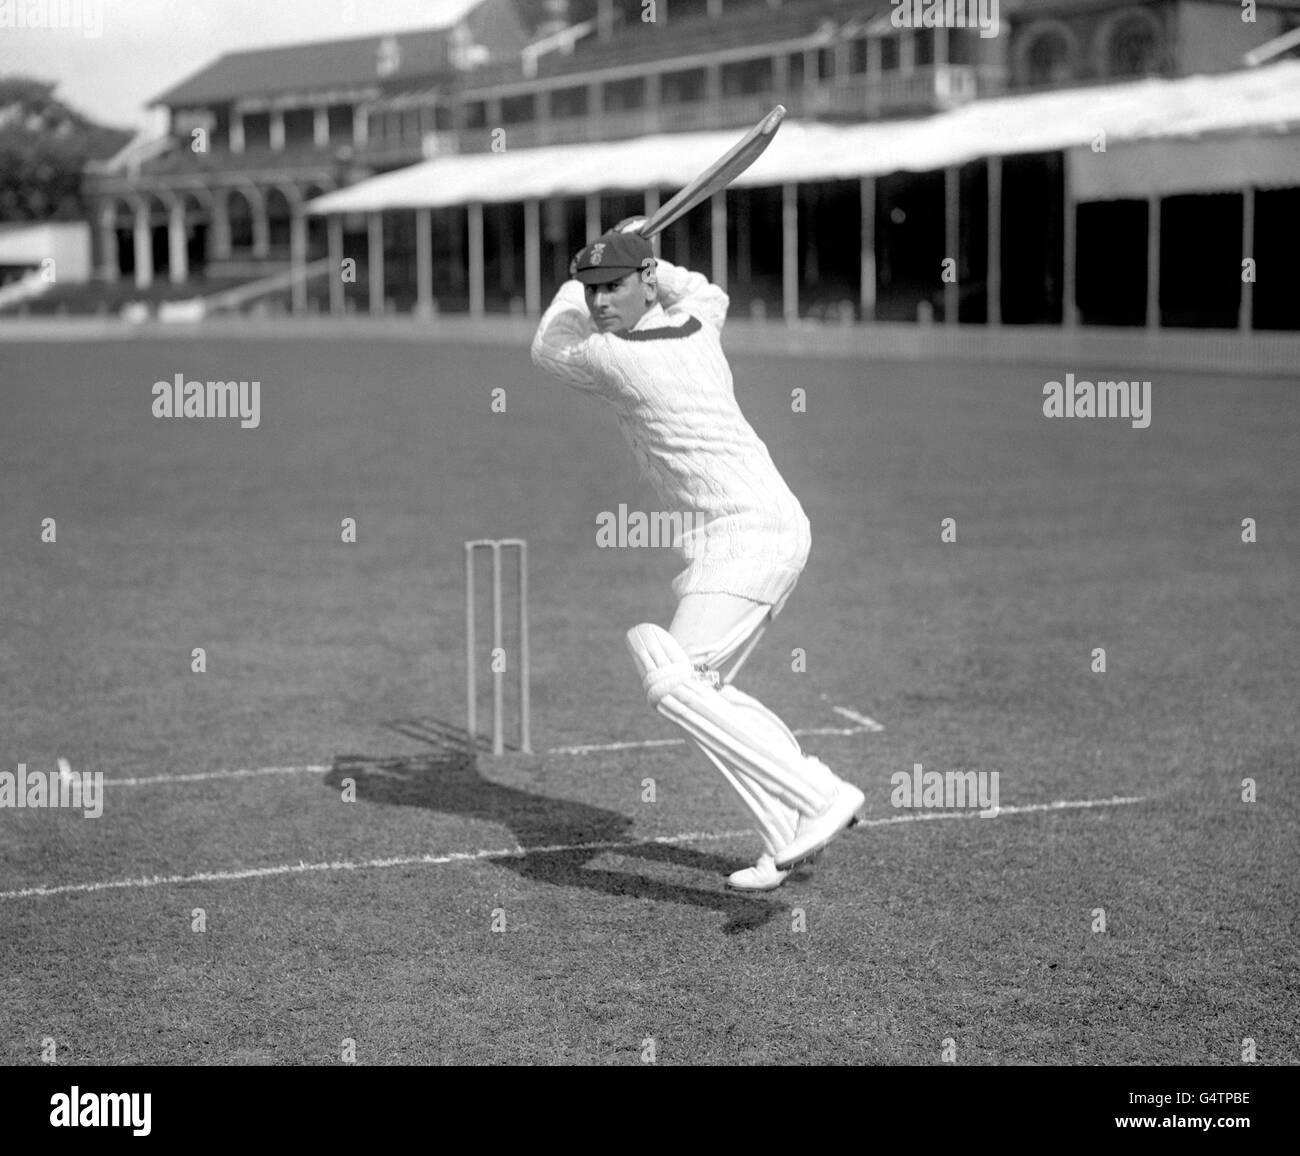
[662,591,813,858]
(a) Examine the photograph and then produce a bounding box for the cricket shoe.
[726,853,790,892]
[774,780,866,870]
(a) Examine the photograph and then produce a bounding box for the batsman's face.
[585,271,654,333]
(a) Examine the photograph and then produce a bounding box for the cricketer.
[530,219,865,890]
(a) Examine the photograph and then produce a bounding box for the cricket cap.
[569,230,655,284]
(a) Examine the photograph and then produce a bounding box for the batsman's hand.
[613,216,648,235]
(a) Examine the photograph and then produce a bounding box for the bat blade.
[640,105,786,240]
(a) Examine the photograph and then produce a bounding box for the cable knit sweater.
[530,258,811,605]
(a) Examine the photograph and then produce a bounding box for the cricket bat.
[638,105,786,240]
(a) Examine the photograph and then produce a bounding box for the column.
[416,207,434,316]
[353,105,368,148]
[211,190,231,260]
[860,176,875,321]
[524,198,541,316]
[270,108,285,152]
[133,202,154,289]
[1146,193,1160,331]
[586,193,602,242]
[314,107,329,148]
[899,32,915,76]
[535,89,551,144]
[1239,186,1254,332]
[328,215,344,315]
[944,165,959,326]
[168,202,188,284]
[711,191,727,291]
[706,63,722,107]
[251,193,269,259]
[773,53,789,101]
[1062,156,1076,328]
[468,201,485,318]
[230,111,244,154]
[290,210,307,315]
[782,183,798,324]
[368,211,385,315]
[99,210,120,283]
[645,72,661,133]
[987,156,1001,326]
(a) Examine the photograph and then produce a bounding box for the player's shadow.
[323,717,784,933]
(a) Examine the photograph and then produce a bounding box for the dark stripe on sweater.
[614,315,703,342]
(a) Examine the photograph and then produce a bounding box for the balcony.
[455,67,982,153]
[87,65,988,187]
[804,66,981,118]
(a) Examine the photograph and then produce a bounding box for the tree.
[0,76,133,221]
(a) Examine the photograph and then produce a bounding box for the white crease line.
[29,709,886,783]
[853,795,1147,827]
[0,830,753,900]
[549,738,686,755]
[832,706,884,731]
[0,796,1146,902]
[110,765,332,787]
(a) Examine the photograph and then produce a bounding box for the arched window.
[1018,22,1078,88]
[1100,9,1163,79]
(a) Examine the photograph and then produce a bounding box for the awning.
[1069,134,1300,199]
[308,60,1300,215]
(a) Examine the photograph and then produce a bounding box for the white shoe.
[774,782,866,870]
[726,853,790,891]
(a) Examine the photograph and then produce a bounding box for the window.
[1021,26,1075,87]
[880,36,899,73]
[604,77,645,112]
[551,86,588,119]
[500,93,534,125]
[662,68,706,104]
[1102,11,1163,78]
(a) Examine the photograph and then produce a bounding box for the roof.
[461,0,861,91]
[307,61,1300,213]
[148,1,582,107]
[151,28,461,106]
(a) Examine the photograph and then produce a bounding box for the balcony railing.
[98,66,987,180]
[456,67,981,153]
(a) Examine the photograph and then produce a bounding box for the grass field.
[1,333,1297,1066]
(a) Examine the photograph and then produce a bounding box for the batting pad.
[696,743,798,857]
[625,623,835,817]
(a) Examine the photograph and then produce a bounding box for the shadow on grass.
[323,717,785,933]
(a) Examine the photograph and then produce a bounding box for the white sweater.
[530,258,810,604]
